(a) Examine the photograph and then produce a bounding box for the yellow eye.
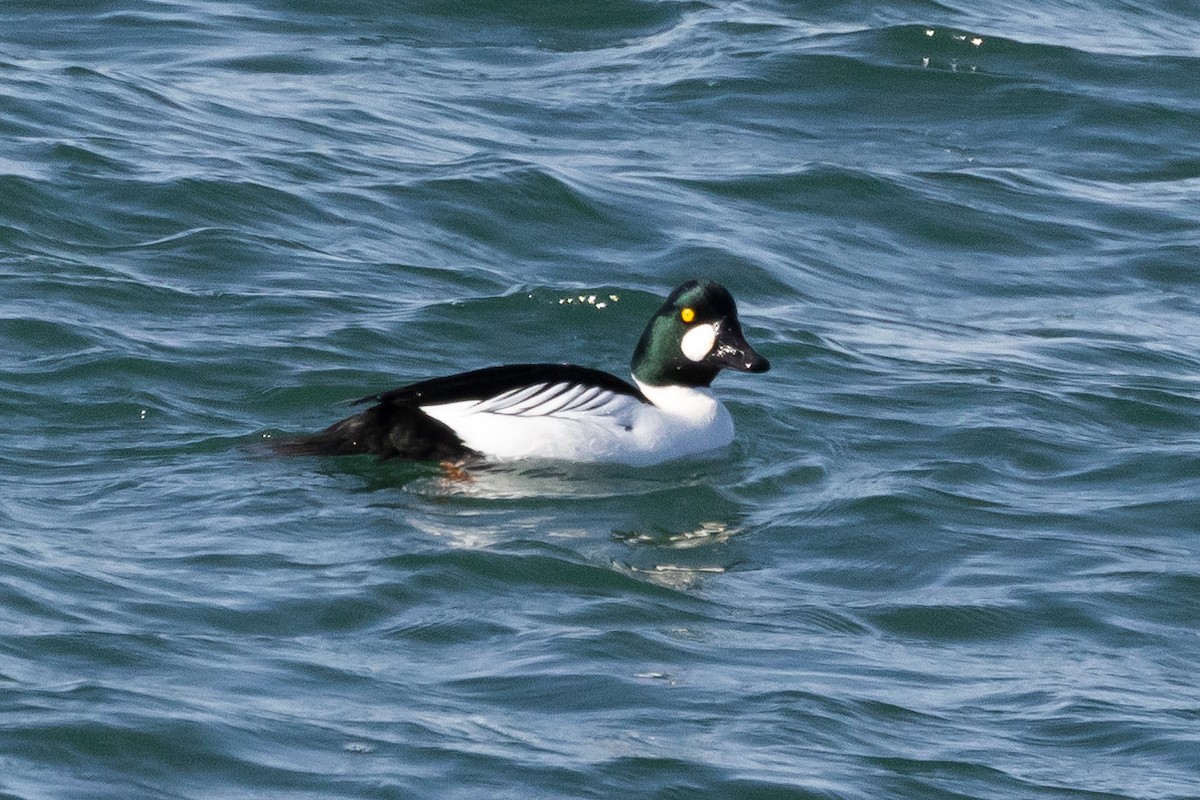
[680,307,695,323]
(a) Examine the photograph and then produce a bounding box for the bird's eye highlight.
[680,307,695,323]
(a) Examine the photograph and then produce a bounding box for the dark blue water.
[3,2,1199,798]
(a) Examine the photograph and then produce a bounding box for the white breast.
[629,379,735,462]
[420,378,735,466]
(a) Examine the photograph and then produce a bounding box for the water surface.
[2,1,1199,798]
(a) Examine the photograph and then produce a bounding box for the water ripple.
[3,1,1200,798]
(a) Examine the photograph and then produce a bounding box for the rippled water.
[3,1,1199,798]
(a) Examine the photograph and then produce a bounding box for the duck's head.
[631,280,770,388]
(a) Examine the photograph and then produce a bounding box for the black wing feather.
[271,403,477,461]
[274,364,647,462]
[354,363,648,408]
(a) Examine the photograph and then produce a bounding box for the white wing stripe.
[566,393,614,412]
[496,383,571,415]
[453,381,639,419]
[521,384,601,416]
[574,392,620,412]
[501,383,597,416]
[472,383,551,413]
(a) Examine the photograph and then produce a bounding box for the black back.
[356,363,648,408]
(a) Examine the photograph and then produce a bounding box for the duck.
[273,280,769,466]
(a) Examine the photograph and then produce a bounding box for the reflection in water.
[614,519,741,549]
[402,458,723,502]
[281,446,758,589]
[350,458,752,590]
[613,520,745,590]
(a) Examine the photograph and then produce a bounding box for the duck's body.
[275,281,769,466]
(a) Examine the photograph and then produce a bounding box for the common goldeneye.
[274,280,769,466]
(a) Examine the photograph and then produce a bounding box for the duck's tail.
[270,404,478,462]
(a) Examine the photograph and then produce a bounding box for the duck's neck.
[633,377,722,422]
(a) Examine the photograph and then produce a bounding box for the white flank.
[419,377,736,466]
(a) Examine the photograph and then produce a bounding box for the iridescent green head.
[631,280,770,388]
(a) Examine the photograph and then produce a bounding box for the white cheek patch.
[680,323,718,362]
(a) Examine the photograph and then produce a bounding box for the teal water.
[3,1,1200,798]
